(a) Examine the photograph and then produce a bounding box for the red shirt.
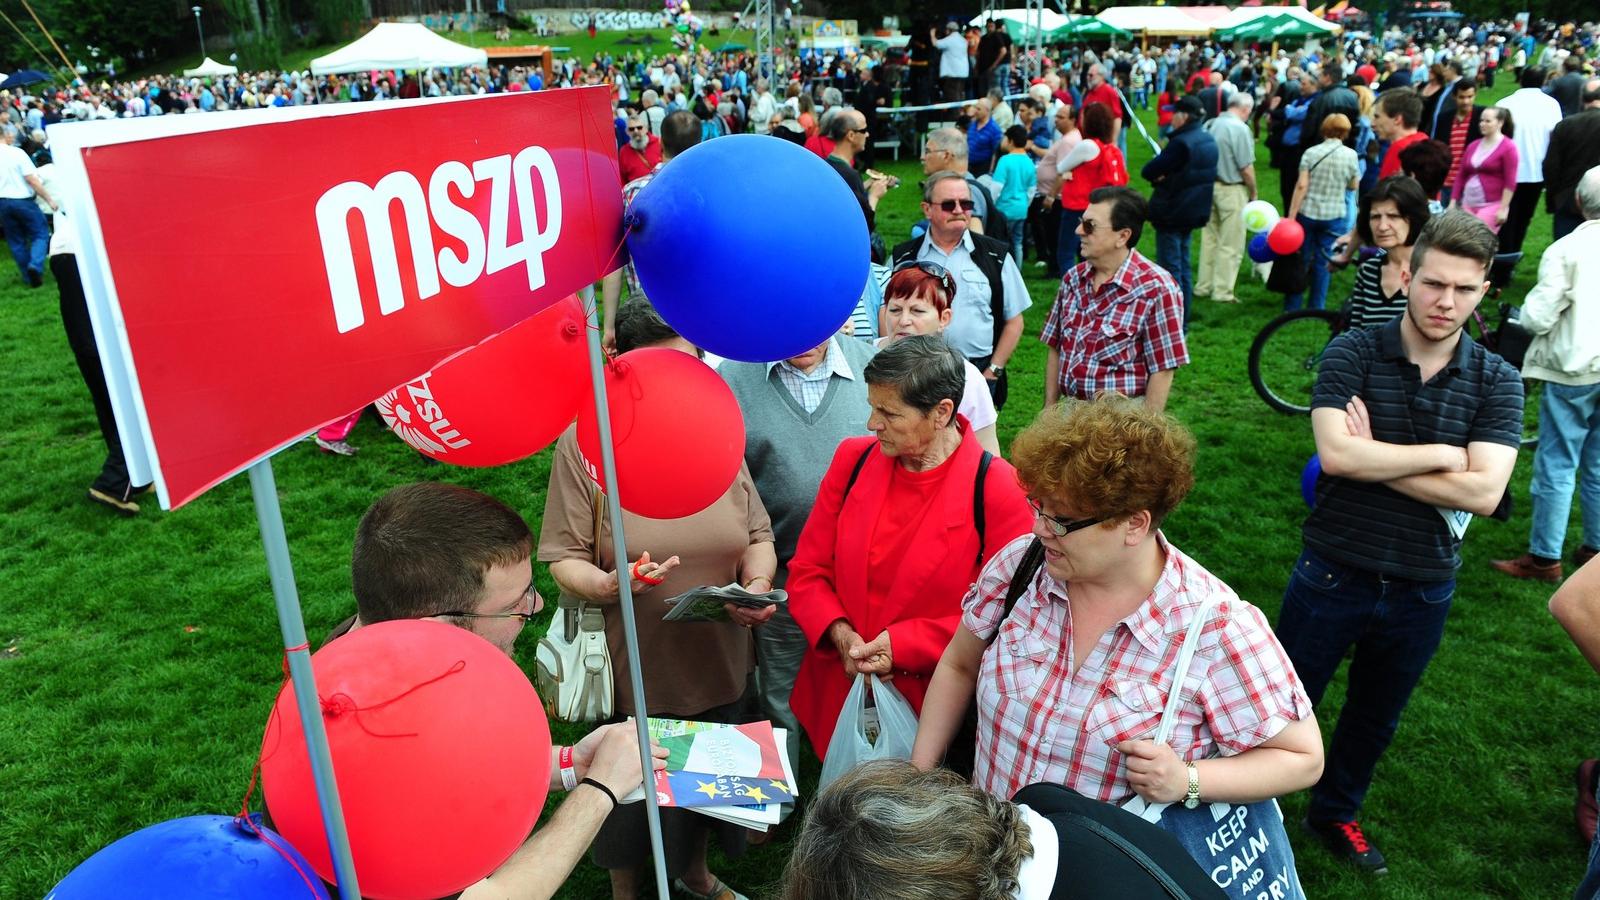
[1060,139,1127,211]
[618,135,662,185]
[1186,68,1211,93]
[804,133,837,159]
[1083,83,1122,120]
[1380,130,1427,180]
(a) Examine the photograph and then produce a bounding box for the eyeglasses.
[1027,497,1104,538]
[627,125,647,131]
[892,259,957,297]
[436,584,539,622]
[935,198,976,213]
[1078,218,1099,234]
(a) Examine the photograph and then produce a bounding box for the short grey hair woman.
[784,336,1034,772]
[780,761,1226,900]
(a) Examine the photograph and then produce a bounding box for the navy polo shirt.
[1304,315,1523,582]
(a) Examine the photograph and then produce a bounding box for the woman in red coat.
[787,334,1033,757]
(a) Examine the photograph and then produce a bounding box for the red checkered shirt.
[1039,250,1189,401]
[962,534,1313,803]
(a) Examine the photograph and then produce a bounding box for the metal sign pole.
[580,285,672,900]
[249,458,362,900]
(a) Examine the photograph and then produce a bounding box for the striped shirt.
[1345,253,1407,331]
[1306,317,1524,581]
[963,534,1313,803]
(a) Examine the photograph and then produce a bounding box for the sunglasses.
[1027,498,1105,538]
[892,259,957,296]
[934,199,976,213]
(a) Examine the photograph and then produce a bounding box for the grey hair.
[1228,91,1255,113]
[779,761,1033,900]
[641,88,659,105]
[1578,165,1600,220]
[925,126,969,162]
[863,335,966,423]
[822,86,844,107]
[921,169,969,203]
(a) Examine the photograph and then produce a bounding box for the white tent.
[1096,6,1211,36]
[1212,5,1341,34]
[183,57,239,77]
[310,22,487,75]
[968,8,1076,35]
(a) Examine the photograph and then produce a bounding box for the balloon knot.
[320,692,354,717]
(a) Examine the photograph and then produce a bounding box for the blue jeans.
[1275,548,1455,823]
[1284,214,1342,311]
[1529,381,1600,560]
[1005,212,1025,267]
[1057,207,1083,272]
[1134,86,1149,109]
[1579,799,1600,899]
[0,197,47,280]
[1154,228,1193,327]
[992,63,1011,93]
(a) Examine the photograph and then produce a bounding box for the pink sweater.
[1457,137,1519,206]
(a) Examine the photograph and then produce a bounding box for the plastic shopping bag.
[817,674,918,792]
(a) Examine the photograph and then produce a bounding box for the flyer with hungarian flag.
[622,719,798,829]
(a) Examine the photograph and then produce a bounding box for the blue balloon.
[1248,233,1276,264]
[49,814,330,900]
[1301,454,1321,509]
[625,134,869,362]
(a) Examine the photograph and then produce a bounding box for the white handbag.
[534,489,614,723]
[535,595,614,723]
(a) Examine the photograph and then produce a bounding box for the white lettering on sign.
[375,375,472,454]
[316,146,563,333]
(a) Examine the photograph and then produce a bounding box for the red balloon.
[260,620,551,900]
[376,295,589,466]
[1267,218,1306,255]
[576,347,746,519]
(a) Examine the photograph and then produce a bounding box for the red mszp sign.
[56,88,621,507]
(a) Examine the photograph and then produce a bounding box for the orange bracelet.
[631,560,666,586]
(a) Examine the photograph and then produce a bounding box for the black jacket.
[1012,784,1227,900]
[1550,72,1588,118]
[1143,120,1218,231]
[1300,85,1361,150]
[1430,104,1485,145]
[1544,108,1600,216]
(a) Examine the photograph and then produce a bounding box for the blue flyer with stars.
[645,719,796,809]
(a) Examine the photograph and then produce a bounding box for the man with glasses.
[317,482,667,900]
[891,171,1030,410]
[1039,185,1187,412]
[824,108,890,235]
[618,113,661,186]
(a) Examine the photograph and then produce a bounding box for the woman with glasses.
[538,297,777,900]
[1054,101,1127,272]
[912,395,1321,843]
[787,336,1033,772]
[877,262,1001,455]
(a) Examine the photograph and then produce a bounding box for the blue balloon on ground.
[49,814,330,899]
[1301,454,1321,509]
[625,134,869,363]
[1248,233,1276,264]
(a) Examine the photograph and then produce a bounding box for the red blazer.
[786,427,1034,756]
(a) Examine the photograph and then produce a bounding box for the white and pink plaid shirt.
[963,534,1313,803]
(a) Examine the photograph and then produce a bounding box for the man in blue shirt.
[966,100,1002,174]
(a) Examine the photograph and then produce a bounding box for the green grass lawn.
[2,76,1596,899]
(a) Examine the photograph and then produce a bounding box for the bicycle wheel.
[1248,309,1345,415]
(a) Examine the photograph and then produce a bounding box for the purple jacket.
[1457,137,1519,205]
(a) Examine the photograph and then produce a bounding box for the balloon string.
[238,700,324,898]
[320,659,468,739]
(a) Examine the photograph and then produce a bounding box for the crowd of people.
[20,10,1600,900]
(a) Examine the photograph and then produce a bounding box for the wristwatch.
[987,364,1005,375]
[1183,761,1201,809]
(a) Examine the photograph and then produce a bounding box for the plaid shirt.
[766,337,855,413]
[1299,139,1359,221]
[620,164,663,297]
[963,534,1313,803]
[1039,250,1188,401]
